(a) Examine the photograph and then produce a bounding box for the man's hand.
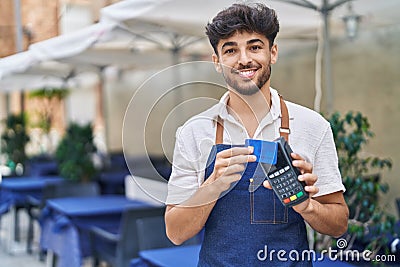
[262,152,318,213]
[202,146,257,193]
[165,147,256,245]
[290,153,319,213]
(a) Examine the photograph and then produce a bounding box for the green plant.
[1,113,30,172]
[318,111,395,259]
[55,122,97,182]
[29,88,69,153]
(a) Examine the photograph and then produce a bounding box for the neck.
[227,84,271,121]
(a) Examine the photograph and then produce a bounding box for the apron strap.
[215,95,290,144]
[215,116,224,144]
[279,94,290,142]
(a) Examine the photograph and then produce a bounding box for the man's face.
[212,31,278,96]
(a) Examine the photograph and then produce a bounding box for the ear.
[270,44,278,65]
[212,53,222,73]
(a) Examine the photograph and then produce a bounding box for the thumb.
[263,180,272,190]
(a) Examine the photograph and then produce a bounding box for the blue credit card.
[245,139,277,165]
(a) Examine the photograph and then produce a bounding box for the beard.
[222,62,271,96]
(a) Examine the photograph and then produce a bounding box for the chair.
[90,206,201,267]
[26,181,100,256]
[49,181,100,198]
[98,170,130,195]
[126,155,172,180]
[24,154,59,177]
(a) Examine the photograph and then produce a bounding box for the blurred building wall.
[0,0,60,152]
[0,0,59,57]
[272,25,400,217]
[0,0,119,155]
[0,0,16,57]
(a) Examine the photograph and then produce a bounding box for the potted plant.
[55,122,97,182]
[1,113,30,175]
[315,111,395,260]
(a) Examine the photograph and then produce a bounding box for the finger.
[298,173,318,186]
[217,154,256,167]
[304,185,319,196]
[290,153,304,161]
[292,159,312,170]
[217,146,254,159]
[215,164,246,177]
[290,153,312,173]
[292,159,313,173]
[263,180,272,189]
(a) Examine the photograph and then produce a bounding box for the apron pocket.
[250,186,288,224]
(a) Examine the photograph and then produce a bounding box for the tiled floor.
[0,210,46,267]
[0,248,46,267]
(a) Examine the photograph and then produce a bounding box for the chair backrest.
[54,181,100,198]
[40,183,59,208]
[28,160,59,176]
[117,207,167,259]
[135,216,174,251]
[116,206,202,267]
[43,181,99,202]
[135,217,202,248]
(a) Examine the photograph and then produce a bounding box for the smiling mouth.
[233,68,257,79]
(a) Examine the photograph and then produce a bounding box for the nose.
[238,49,252,66]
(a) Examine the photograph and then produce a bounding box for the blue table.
[0,176,64,213]
[130,245,359,267]
[40,195,153,267]
[131,245,201,267]
[0,176,64,252]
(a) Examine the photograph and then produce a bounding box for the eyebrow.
[221,38,265,50]
[221,41,237,50]
[247,38,265,45]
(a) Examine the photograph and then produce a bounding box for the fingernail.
[298,175,304,181]
[250,155,257,161]
[248,146,254,153]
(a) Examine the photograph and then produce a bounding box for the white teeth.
[239,70,254,76]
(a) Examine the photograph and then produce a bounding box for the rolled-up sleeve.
[312,125,346,198]
[166,126,202,205]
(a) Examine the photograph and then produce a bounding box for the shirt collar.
[215,87,283,121]
[269,88,282,121]
[216,91,230,120]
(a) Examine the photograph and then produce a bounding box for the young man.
[165,3,349,266]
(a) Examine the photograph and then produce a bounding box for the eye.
[250,45,262,51]
[223,48,236,55]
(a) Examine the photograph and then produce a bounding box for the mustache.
[231,63,260,73]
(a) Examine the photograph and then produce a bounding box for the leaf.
[55,122,98,181]
[321,111,395,255]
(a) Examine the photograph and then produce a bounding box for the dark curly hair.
[205,3,280,55]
